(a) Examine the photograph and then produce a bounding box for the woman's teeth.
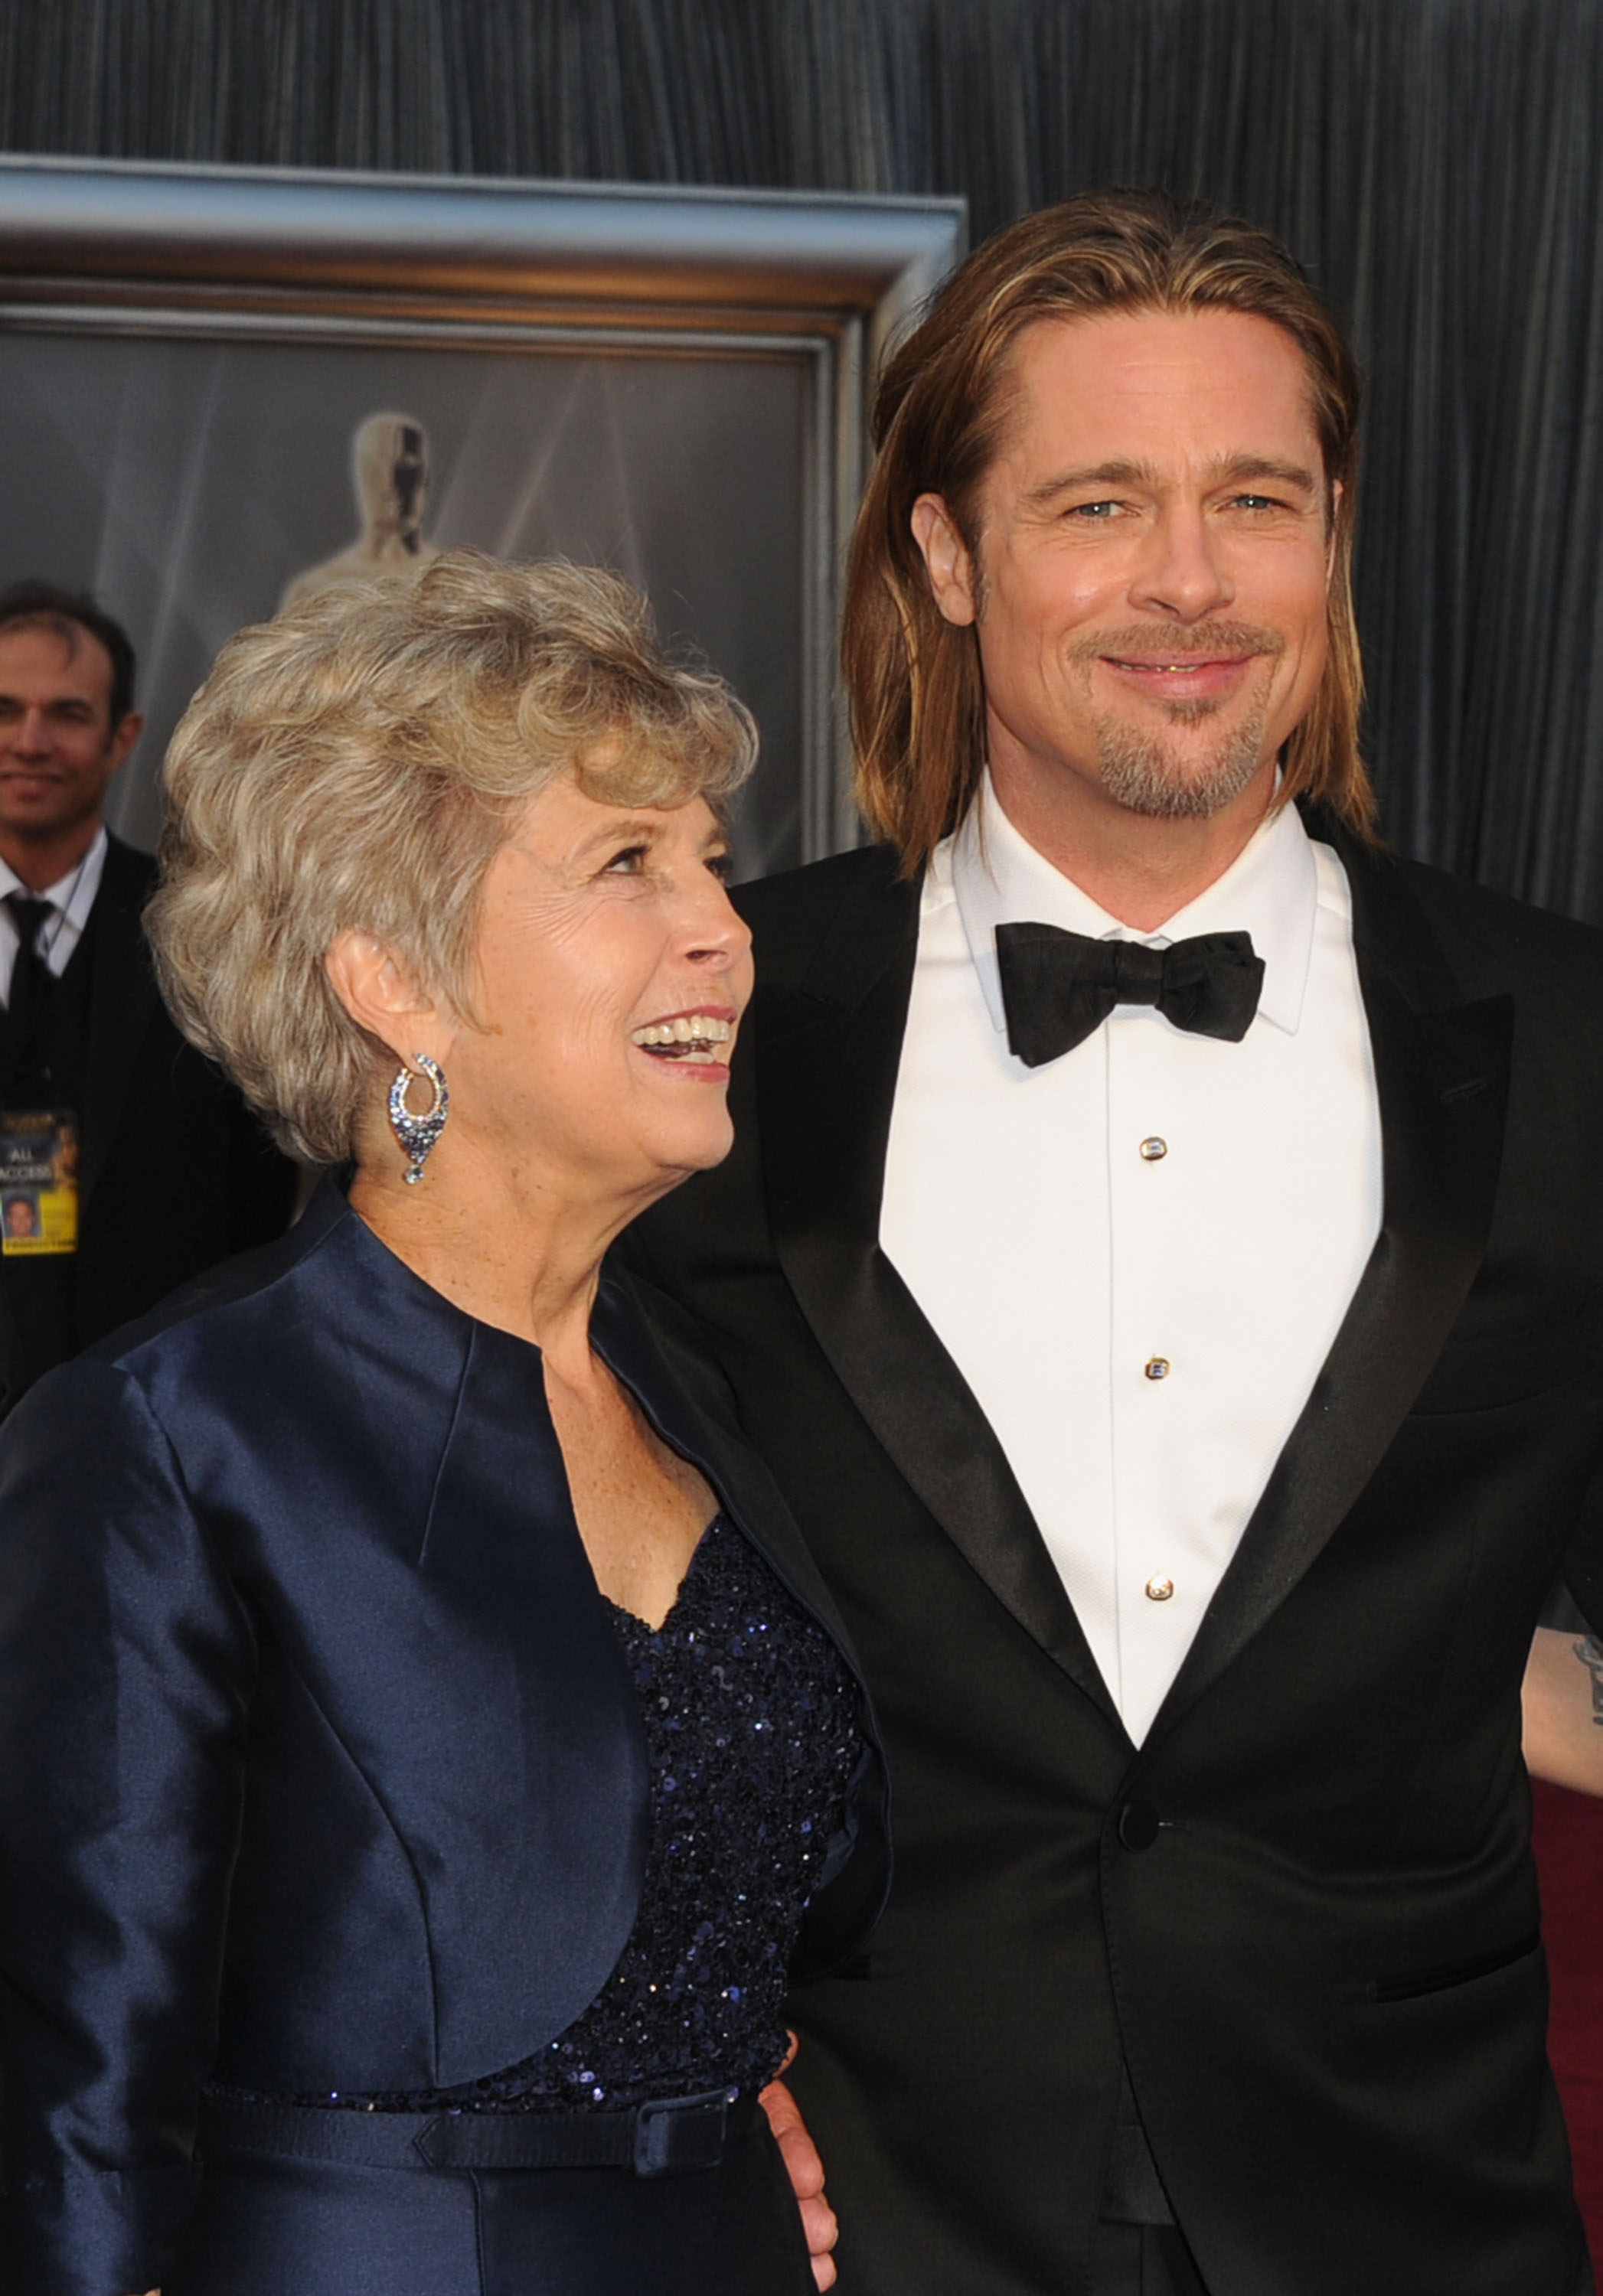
[630,1014,734,1062]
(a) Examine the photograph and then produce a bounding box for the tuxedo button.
[1144,1574,1174,1602]
[1144,1357,1170,1381]
[1118,1801,1161,1851]
[1138,1137,1168,1161]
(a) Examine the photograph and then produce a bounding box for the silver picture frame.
[0,156,964,874]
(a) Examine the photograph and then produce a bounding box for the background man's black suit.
[630,820,1603,2296]
[0,834,295,1411]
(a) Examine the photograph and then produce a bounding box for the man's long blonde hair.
[845,189,1375,872]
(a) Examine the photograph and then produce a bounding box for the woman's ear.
[325,930,452,1069]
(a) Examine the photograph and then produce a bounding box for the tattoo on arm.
[1571,1636,1603,1727]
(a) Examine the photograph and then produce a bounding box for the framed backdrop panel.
[0,158,964,878]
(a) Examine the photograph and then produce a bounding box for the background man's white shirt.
[880,777,1383,1743]
[0,826,108,1004]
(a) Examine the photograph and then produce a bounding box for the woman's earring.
[387,1054,449,1186]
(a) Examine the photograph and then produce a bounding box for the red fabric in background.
[1533,1776,1603,2268]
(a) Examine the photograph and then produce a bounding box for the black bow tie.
[994,921,1265,1067]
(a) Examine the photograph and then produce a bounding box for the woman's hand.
[760,2037,838,2291]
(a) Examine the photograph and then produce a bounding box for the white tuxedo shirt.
[880,780,1383,1743]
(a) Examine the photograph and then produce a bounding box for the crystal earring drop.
[387,1053,449,1185]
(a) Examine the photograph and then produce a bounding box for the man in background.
[632,194,1603,2294]
[0,582,294,1412]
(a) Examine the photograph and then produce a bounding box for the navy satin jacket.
[0,1186,888,2296]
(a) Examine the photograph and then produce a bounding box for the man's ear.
[325,929,452,1071]
[106,711,144,774]
[911,494,980,628]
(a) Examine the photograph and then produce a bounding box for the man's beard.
[1095,697,1272,820]
[1076,622,1284,822]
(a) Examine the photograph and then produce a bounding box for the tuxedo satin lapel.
[1148,862,1513,1746]
[593,1274,854,1644]
[80,842,158,1210]
[759,867,1118,1720]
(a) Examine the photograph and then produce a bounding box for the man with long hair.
[632,191,1603,2294]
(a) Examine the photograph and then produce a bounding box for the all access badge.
[1,1109,78,1254]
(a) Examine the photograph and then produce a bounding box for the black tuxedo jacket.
[629,827,1603,2296]
[0,1186,889,2296]
[0,834,296,1412]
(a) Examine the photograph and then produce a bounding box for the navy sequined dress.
[237,1516,862,2118]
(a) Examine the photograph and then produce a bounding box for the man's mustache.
[1069,623,1288,664]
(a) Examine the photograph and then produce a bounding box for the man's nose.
[11,708,54,755]
[1129,505,1235,621]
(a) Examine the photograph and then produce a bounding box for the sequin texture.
[249,1518,860,2115]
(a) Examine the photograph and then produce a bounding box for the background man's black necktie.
[994,921,1265,1068]
[3,892,55,1048]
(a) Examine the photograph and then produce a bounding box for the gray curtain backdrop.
[3,0,1603,916]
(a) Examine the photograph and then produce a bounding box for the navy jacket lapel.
[1147,839,1513,1743]
[411,1307,651,2082]
[755,853,1120,1726]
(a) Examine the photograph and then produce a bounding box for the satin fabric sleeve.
[0,1357,255,2296]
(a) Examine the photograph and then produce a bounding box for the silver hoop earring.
[387,1054,449,1186]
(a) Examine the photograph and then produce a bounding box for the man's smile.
[1096,651,1260,706]
[1101,654,1250,672]
[1068,618,1290,718]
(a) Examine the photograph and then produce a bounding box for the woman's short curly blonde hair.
[148,551,756,1164]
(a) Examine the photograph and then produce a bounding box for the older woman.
[0,555,886,2296]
